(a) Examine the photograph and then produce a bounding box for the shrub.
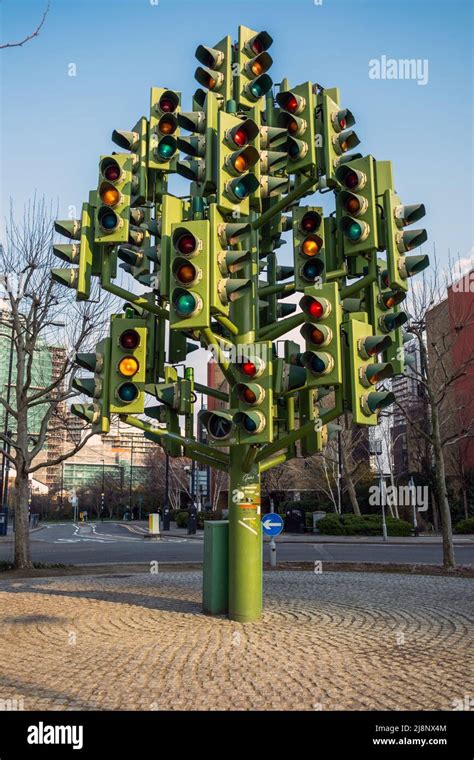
[316,513,412,536]
[385,517,412,537]
[197,510,224,529]
[316,514,346,535]
[454,517,474,534]
[175,511,188,528]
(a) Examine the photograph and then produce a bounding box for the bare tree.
[0,1,50,50]
[143,447,193,511]
[389,255,474,569]
[0,196,112,568]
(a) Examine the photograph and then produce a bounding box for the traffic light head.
[52,202,99,301]
[299,283,342,387]
[200,410,237,446]
[109,318,147,414]
[317,90,361,185]
[95,154,132,243]
[170,220,210,330]
[236,26,273,107]
[346,318,395,425]
[276,82,317,174]
[384,190,429,291]
[231,343,273,444]
[217,112,260,214]
[71,338,111,433]
[336,156,378,254]
[148,88,180,171]
[194,35,232,102]
[293,207,325,289]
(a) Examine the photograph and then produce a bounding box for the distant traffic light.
[109,314,147,414]
[177,91,219,194]
[216,111,260,214]
[236,25,273,108]
[276,82,317,174]
[95,154,133,244]
[335,155,379,255]
[383,189,429,291]
[71,337,111,434]
[346,317,395,425]
[299,282,342,387]
[292,206,325,290]
[148,88,180,171]
[169,220,211,330]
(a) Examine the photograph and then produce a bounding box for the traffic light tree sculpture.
[52,26,429,622]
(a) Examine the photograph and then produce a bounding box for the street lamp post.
[371,439,388,542]
[162,452,170,530]
[101,458,105,518]
[60,461,64,516]
[129,438,134,518]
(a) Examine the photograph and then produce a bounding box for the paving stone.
[0,570,471,710]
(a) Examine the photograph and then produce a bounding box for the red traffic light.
[300,294,331,321]
[308,300,324,319]
[242,360,257,377]
[233,128,247,147]
[103,162,121,182]
[342,170,359,189]
[228,118,259,148]
[300,211,322,234]
[158,91,179,113]
[175,232,198,256]
[119,329,140,350]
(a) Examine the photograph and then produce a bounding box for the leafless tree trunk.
[390,255,474,569]
[0,197,112,568]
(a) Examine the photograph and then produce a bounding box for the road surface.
[1,521,473,566]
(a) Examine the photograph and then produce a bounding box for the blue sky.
[1,0,473,273]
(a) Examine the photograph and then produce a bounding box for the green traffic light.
[175,291,198,317]
[117,382,139,403]
[156,136,177,160]
[347,222,362,240]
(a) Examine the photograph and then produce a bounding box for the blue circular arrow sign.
[261,512,284,537]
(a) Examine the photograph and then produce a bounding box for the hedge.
[316,513,412,537]
[454,517,474,534]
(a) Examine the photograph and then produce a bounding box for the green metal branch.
[201,327,236,387]
[340,255,377,299]
[194,382,229,403]
[258,282,296,298]
[214,314,239,336]
[101,254,167,318]
[258,311,305,341]
[255,418,316,463]
[252,173,319,231]
[259,453,288,474]
[119,414,229,465]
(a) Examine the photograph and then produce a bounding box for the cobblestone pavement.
[0,571,472,711]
